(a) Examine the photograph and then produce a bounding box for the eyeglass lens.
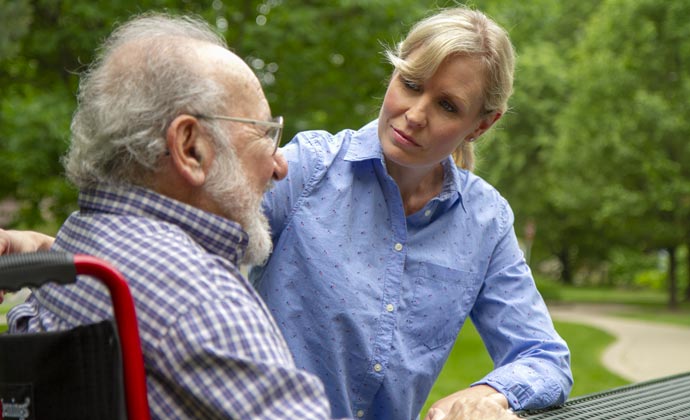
[270,118,283,153]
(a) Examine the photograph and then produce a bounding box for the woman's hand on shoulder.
[0,229,55,303]
[0,229,55,255]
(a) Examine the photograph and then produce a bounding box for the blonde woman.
[251,6,572,420]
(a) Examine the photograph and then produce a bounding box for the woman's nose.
[405,101,428,128]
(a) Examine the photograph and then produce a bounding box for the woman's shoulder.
[456,169,511,213]
[293,119,376,151]
[289,126,357,158]
[282,121,377,177]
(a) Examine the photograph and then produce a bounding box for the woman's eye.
[402,78,421,91]
[440,100,457,113]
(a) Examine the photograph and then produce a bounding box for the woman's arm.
[0,229,55,254]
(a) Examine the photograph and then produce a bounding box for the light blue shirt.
[250,120,572,420]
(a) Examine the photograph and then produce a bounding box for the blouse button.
[394,243,403,251]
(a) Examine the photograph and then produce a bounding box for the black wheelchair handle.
[0,251,152,419]
[0,251,77,292]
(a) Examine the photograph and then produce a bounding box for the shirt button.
[357,410,365,418]
[424,209,432,217]
[394,243,403,251]
[386,303,394,312]
[374,363,382,372]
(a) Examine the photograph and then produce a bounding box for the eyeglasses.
[195,114,283,155]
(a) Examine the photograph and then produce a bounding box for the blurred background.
[0,0,689,309]
[2,1,690,410]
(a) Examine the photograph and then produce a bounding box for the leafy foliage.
[0,0,689,300]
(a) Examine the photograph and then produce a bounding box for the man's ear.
[466,111,502,142]
[166,115,213,186]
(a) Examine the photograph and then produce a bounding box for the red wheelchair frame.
[0,252,151,420]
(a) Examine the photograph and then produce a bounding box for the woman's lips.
[392,127,421,147]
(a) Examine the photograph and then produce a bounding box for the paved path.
[548,303,690,382]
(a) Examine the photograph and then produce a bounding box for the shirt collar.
[441,158,468,213]
[344,119,467,212]
[344,119,383,162]
[78,184,248,265]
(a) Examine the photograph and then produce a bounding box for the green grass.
[555,321,629,396]
[1,303,9,333]
[553,284,669,306]
[610,308,690,326]
[542,281,690,327]
[421,320,629,416]
[421,282,690,416]
[1,291,20,333]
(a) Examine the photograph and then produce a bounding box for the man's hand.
[424,385,519,420]
[0,229,55,303]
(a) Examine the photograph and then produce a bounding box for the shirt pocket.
[409,262,480,350]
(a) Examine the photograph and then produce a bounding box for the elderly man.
[4,13,334,419]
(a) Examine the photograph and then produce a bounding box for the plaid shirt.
[8,184,334,419]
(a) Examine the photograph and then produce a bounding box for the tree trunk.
[685,242,690,302]
[559,247,573,285]
[668,246,678,310]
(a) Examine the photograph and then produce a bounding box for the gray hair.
[384,6,516,170]
[65,12,231,188]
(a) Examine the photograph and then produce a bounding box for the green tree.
[0,0,443,229]
[551,0,690,306]
[3,1,689,301]
[228,0,443,137]
[474,0,604,283]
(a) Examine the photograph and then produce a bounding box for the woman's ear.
[466,111,502,142]
[166,115,212,186]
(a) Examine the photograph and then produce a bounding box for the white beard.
[204,147,273,266]
[235,204,272,266]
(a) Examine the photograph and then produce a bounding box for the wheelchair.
[0,252,150,420]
